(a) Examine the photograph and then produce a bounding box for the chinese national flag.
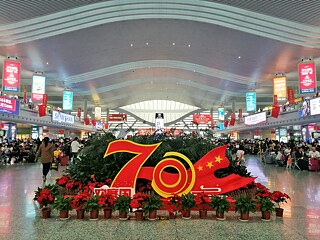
[271,105,280,118]
[224,120,229,128]
[38,105,46,117]
[84,117,90,125]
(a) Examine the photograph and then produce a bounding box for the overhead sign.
[244,112,267,126]
[31,75,46,102]
[287,88,295,104]
[273,76,287,101]
[108,114,127,122]
[218,108,224,121]
[310,97,320,116]
[52,110,75,124]
[95,107,102,120]
[155,112,164,130]
[0,96,20,115]
[2,59,21,92]
[298,61,317,94]
[63,91,73,110]
[246,92,256,112]
[192,114,212,124]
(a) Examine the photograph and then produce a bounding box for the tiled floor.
[0,156,320,240]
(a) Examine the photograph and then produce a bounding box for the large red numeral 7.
[103,140,161,189]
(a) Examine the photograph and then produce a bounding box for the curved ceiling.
[0,0,320,120]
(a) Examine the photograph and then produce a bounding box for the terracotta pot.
[240,212,249,221]
[216,211,225,220]
[199,209,207,219]
[76,209,85,219]
[169,212,176,219]
[276,208,284,217]
[148,210,157,220]
[182,209,191,219]
[41,207,51,219]
[59,210,69,219]
[262,211,271,220]
[135,211,144,221]
[119,211,128,220]
[90,209,99,220]
[39,203,44,209]
[104,208,112,219]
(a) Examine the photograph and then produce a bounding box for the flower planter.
[182,210,191,219]
[76,209,85,219]
[239,212,249,221]
[169,212,176,219]
[135,211,144,221]
[59,210,69,219]
[119,211,128,220]
[41,207,51,219]
[216,211,226,221]
[261,211,271,221]
[89,209,99,220]
[199,209,207,219]
[148,210,157,221]
[103,208,112,219]
[276,208,284,217]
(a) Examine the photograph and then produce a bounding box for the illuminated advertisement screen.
[218,108,224,121]
[310,97,320,116]
[31,75,46,102]
[244,112,267,126]
[246,92,256,112]
[299,61,317,94]
[2,60,21,92]
[63,91,73,110]
[273,77,287,101]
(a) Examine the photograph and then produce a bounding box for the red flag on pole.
[230,112,235,126]
[271,105,280,118]
[84,117,90,125]
[224,120,229,128]
[38,105,46,117]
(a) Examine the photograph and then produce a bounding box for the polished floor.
[0,156,320,240]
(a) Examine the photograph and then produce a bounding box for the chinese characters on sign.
[298,61,317,94]
[273,76,287,101]
[2,60,21,92]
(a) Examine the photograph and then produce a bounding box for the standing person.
[235,145,245,166]
[35,137,55,183]
[71,137,81,164]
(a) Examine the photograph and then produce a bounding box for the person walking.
[71,137,81,164]
[35,137,55,183]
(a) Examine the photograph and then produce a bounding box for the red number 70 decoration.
[104,140,254,198]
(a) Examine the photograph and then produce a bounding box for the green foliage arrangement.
[114,195,131,213]
[181,193,196,210]
[53,196,72,211]
[209,196,230,214]
[234,195,257,214]
[84,195,103,211]
[142,192,163,213]
[257,197,275,212]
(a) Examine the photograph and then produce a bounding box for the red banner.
[192,114,212,124]
[2,59,21,92]
[31,93,44,102]
[38,105,46,117]
[42,94,48,105]
[23,86,27,104]
[0,96,17,113]
[271,105,280,118]
[77,108,81,118]
[273,95,278,106]
[224,120,229,128]
[108,114,127,122]
[238,108,242,119]
[287,88,295,104]
[299,61,317,94]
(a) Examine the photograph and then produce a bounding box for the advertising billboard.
[2,59,21,92]
[244,112,267,126]
[31,75,46,102]
[310,97,320,116]
[218,107,225,121]
[63,91,73,110]
[0,96,20,115]
[273,76,287,101]
[298,61,317,94]
[246,92,256,112]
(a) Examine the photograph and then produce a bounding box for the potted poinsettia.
[114,195,131,220]
[165,195,182,219]
[130,192,147,220]
[143,192,163,220]
[98,192,117,219]
[210,195,230,220]
[84,195,103,220]
[36,189,55,218]
[181,193,196,219]
[255,183,275,220]
[34,184,59,209]
[194,192,211,219]
[53,195,72,219]
[234,195,257,221]
[271,191,290,217]
[71,192,89,219]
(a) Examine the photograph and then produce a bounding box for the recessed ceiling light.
[172,43,175,45]
[146,42,149,45]
[238,56,241,59]
[188,44,191,47]
[46,62,49,65]
[130,43,133,47]
[193,70,196,72]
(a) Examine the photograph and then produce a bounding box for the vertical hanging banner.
[273,95,278,106]
[230,112,235,126]
[42,94,48,105]
[94,106,102,120]
[238,108,242,119]
[23,86,27,104]
[298,61,316,94]
[218,107,225,121]
[246,92,256,112]
[63,91,73,110]
[273,76,287,101]
[77,108,82,118]
[31,75,46,102]
[2,59,21,92]
[287,88,295,104]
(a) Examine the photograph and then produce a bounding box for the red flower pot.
[182,209,191,219]
[119,211,128,220]
[90,209,99,220]
[59,210,69,219]
[76,209,85,219]
[239,212,249,221]
[276,208,284,217]
[135,211,144,221]
[199,209,207,219]
[104,208,112,219]
[41,207,51,219]
[262,211,271,221]
[148,210,157,220]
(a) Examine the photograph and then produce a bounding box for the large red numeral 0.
[152,152,196,198]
